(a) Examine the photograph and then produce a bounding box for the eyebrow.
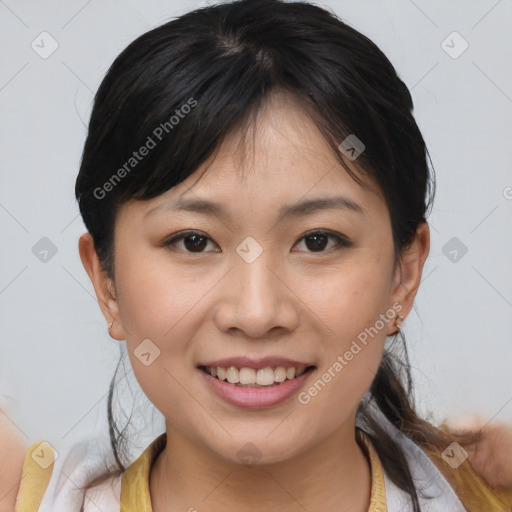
[146,195,367,221]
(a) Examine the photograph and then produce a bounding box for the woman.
[10,0,512,510]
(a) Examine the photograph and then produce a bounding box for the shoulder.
[365,403,512,511]
[11,442,55,512]
[0,410,27,512]
[14,436,122,512]
[392,429,512,511]
[421,441,512,512]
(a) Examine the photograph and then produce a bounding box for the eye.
[162,230,219,253]
[293,230,352,253]
[162,229,352,254]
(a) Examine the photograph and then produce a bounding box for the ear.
[78,232,126,341]
[388,221,430,334]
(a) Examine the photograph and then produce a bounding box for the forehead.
[175,92,379,201]
[122,91,387,223]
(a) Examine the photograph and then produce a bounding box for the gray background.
[1,0,511,457]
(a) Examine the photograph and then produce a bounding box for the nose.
[213,249,300,339]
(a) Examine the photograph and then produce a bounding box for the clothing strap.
[357,429,388,511]
[120,433,166,512]
[14,442,55,512]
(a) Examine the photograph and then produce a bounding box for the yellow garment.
[15,430,512,512]
[15,442,56,512]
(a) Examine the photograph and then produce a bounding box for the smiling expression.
[87,91,416,465]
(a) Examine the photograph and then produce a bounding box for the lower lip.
[198,367,314,409]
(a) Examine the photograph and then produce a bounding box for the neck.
[149,421,372,512]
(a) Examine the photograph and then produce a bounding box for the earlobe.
[389,222,430,329]
[78,232,126,341]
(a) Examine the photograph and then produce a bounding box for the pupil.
[185,235,207,252]
[306,234,327,251]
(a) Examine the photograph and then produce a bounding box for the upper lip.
[198,357,314,370]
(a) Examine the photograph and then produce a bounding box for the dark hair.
[75,0,480,508]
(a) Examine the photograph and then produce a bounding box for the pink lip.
[198,366,315,409]
[199,356,312,370]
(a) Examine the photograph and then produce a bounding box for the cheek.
[114,243,211,344]
[302,252,395,343]
[297,307,387,436]
[115,261,199,418]
[113,245,223,409]
[297,348,383,443]
[294,253,392,413]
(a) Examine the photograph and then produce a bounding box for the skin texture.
[81,91,429,512]
[0,409,26,512]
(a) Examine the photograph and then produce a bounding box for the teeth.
[296,366,306,377]
[286,367,296,379]
[256,367,275,386]
[226,366,239,384]
[274,367,287,382]
[239,367,256,384]
[204,365,310,385]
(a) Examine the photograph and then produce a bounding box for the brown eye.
[294,230,352,253]
[163,229,351,255]
[163,231,219,253]
[304,233,329,251]
[183,234,208,252]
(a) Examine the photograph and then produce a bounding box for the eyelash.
[162,229,353,254]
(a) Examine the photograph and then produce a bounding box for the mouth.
[198,365,317,388]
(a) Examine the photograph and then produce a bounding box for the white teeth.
[204,365,310,385]
[217,367,227,381]
[256,367,275,386]
[239,367,256,384]
[226,366,239,384]
[274,367,287,382]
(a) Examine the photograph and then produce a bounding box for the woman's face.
[93,93,421,465]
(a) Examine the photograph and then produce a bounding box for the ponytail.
[357,335,482,510]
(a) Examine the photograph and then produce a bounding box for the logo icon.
[31,32,59,59]
[442,442,468,469]
[31,441,58,469]
[237,442,262,466]
[236,236,263,264]
[32,237,58,263]
[442,236,468,263]
[441,31,469,59]
[338,134,365,161]
[134,338,161,366]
